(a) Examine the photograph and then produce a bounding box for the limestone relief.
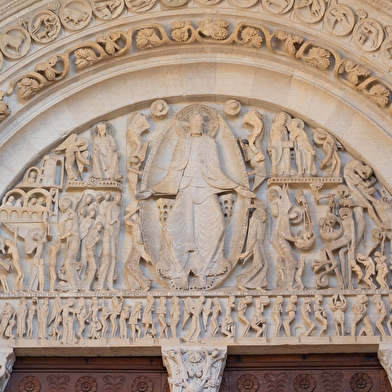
[0,101,392,355]
[1,0,391,72]
[5,17,392,126]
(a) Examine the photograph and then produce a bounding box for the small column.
[0,348,15,392]
[161,345,227,392]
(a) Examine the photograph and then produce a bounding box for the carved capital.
[0,347,15,392]
[378,344,392,388]
[162,345,227,392]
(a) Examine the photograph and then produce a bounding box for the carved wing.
[137,141,150,162]
[53,133,77,152]
[238,138,250,162]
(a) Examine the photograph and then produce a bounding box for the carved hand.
[136,189,154,200]
[235,186,256,198]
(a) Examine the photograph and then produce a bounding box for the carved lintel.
[0,347,15,392]
[162,345,227,392]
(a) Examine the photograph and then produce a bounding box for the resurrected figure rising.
[138,112,254,290]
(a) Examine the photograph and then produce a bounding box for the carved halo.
[174,103,219,138]
[90,121,114,138]
[59,194,77,211]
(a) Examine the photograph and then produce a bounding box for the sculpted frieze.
[1,100,392,358]
[0,0,392,96]
[7,17,392,128]
[0,1,388,71]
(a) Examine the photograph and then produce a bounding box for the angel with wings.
[126,113,150,196]
[53,133,90,181]
[238,109,266,191]
[313,127,343,178]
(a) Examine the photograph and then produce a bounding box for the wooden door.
[7,353,391,391]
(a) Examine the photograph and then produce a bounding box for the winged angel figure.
[53,133,90,181]
[127,113,150,196]
[238,109,266,191]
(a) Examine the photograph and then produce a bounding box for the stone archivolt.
[1,1,392,126]
[0,0,391,69]
[2,17,392,128]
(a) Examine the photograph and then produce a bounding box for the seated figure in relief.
[137,112,255,289]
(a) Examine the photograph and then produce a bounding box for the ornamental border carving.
[0,1,390,75]
[4,19,392,125]
[0,0,391,69]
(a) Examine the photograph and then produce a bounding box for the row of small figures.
[0,293,389,343]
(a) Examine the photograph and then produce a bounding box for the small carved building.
[1,0,392,391]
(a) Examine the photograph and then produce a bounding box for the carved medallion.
[237,374,259,392]
[294,373,316,392]
[262,0,294,14]
[353,18,384,52]
[131,376,153,392]
[75,376,97,392]
[228,0,258,8]
[224,99,241,117]
[0,26,31,60]
[294,0,326,23]
[324,5,355,36]
[151,99,169,118]
[91,0,125,20]
[125,0,156,13]
[350,373,373,392]
[59,0,92,31]
[28,11,61,43]
[139,104,250,290]
[18,376,41,392]
[160,0,189,7]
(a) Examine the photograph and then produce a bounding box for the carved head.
[339,207,352,220]
[97,123,107,136]
[274,111,288,126]
[95,192,103,203]
[358,164,373,180]
[189,113,204,135]
[114,192,122,204]
[85,194,93,205]
[88,207,96,218]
